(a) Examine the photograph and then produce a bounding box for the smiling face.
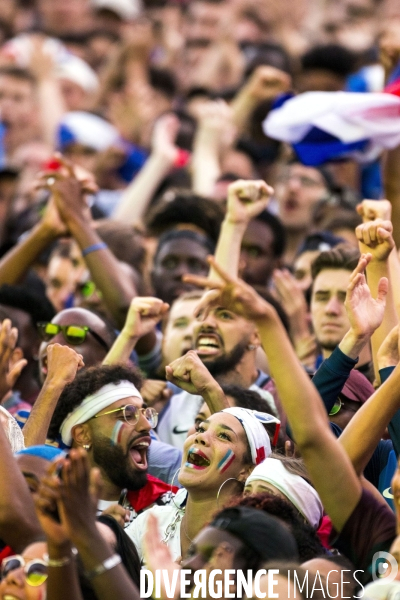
[0,542,48,600]
[311,268,351,353]
[78,396,152,492]
[193,306,258,377]
[179,412,252,493]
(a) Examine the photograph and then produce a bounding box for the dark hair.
[321,211,362,235]
[145,189,224,244]
[0,285,55,328]
[95,220,146,274]
[243,43,292,79]
[0,65,36,85]
[254,210,286,258]
[149,67,177,99]
[301,44,357,78]
[311,244,359,280]
[232,492,325,562]
[97,514,141,586]
[48,364,142,440]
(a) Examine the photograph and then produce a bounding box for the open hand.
[0,319,27,400]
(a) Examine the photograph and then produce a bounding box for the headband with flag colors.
[222,407,280,465]
[60,381,142,447]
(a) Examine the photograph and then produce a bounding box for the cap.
[56,54,99,94]
[341,369,374,404]
[210,506,299,562]
[57,111,120,152]
[91,0,143,20]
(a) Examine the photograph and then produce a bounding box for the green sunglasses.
[37,322,109,351]
[329,398,343,416]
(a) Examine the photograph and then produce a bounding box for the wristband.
[82,242,107,257]
[45,549,77,567]
[85,553,121,580]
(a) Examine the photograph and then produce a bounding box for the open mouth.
[195,333,221,356]
[185,447,211,470]
[129,437,150,471]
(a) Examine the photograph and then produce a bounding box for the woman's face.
[0,542,48,600]
[244,479,287,501]
[179,413,251,492]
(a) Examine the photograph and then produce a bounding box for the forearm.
[367,260,398,381]
[191,135,221,197]
[389,249,400,318]
[339,364,400,475]
[46,542,83,600]
[113,152,173,225]
[210,220,246,280]
[0,222,55,285]
[73,527,140,600]
[385,146,400,247]
[230,91,257,134]
[23,380,64,446]
[0,426,42,551]
[202,383,229,414]
[68,218,136,328]
[312,343,358,414]
[103,330,138,366]
[37,78,66,149]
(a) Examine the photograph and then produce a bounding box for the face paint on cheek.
[217,449,235,473]
[111,421,125,446]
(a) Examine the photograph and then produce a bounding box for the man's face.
[162,297,200,364]
[0,75,36,130]
[239,220,277,286]
[293,250,320,293]
[151,238,209,305]
[311,268,351,351]
[193,306,256,376]
[46,256,77,313]
[276,164,328,231]
[15,454,50,494]
[37,0,92,34]
[38,308,111,381]
[88,397,151,491]
[183,1,226,43]
[0,304,38,361]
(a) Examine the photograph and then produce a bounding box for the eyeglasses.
[37,322,109,352]
[93,404,158,428]
[1,555,48,587]
[77,281,103,300]
[329,397,359,417]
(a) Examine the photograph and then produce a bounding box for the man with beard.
[157,300,278,449]
[48,364,176,522]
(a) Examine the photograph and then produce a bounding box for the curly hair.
[229,492,325,562]
[48,364,142,440]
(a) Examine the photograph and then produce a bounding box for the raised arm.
[165,349,229,414]
[356,216,397,381]
[113,113,179,226]
[184,258,362,532]
[210,179,274,281]
[50,163,137,328]
[103,297,169,366]
[23,344,84,446]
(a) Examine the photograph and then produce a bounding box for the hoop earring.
[170,468,185,510]
[216,478,244,510]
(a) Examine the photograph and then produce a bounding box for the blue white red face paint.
[111,421,125,446]
[217,449,235,473]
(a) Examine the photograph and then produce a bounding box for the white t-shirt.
[126,488,187,564]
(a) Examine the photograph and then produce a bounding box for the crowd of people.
[2,0,400,598]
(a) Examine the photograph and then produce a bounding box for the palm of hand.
[347,282,384,334]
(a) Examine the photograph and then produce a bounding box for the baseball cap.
[341,369,374,404]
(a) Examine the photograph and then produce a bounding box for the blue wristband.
[82,242,107,257]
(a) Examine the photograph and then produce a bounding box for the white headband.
[246,458,323,528]
[222,407,279,465]
[60,381,142,446]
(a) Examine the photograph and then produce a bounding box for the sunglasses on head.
[1,555,48,587]
[93,404,158,429]
[37,322,109,351]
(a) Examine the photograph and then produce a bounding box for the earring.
[216,478,244,509]
[82,444,91,450]
[170,468,186,511]
[247,344,258,351]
